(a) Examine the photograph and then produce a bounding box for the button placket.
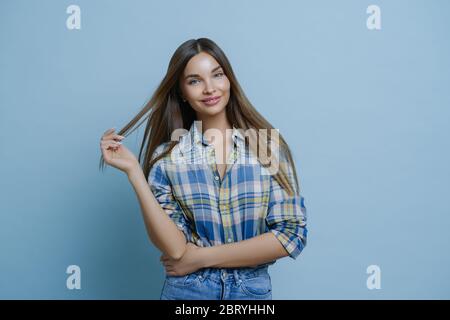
[208,147,222,185]
[208,140,238,248]
[219,187,234,244]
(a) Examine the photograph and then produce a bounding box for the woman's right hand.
[100,128,140,175]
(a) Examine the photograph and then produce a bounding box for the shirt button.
[214,175,219,181]
[227,238,232,243]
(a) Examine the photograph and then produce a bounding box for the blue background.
[1,0,449,299]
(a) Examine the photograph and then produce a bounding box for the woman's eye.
[188,73,223,85]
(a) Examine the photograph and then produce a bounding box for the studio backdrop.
[1,0,449,299]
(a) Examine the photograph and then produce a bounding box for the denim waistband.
[191,265,269,284]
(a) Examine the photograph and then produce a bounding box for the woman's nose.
[203,80,216,94]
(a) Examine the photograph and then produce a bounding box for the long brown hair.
[99,38,301,196]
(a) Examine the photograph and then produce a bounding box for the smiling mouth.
[201,96,221,106]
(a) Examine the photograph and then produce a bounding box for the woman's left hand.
[160,242,204,276]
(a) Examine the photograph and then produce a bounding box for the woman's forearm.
[127,167,187,260]
[198,232,288,268]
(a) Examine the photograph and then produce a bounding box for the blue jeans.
[160,266,272,300]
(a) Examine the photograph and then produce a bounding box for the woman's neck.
[196,112,232,145]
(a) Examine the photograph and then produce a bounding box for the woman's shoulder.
[154,142,170,157]
[148,142,172,180]
[151,140,187,165]
[151,142,172,163]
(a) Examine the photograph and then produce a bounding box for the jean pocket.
[239,274,272,298]
[165,273,200,288]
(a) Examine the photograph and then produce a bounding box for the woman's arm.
[127,166,187,260]
[160,232,288,276]
[197,232,288,269]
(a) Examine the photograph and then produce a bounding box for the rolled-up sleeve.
[265,155,308,259]
[148,148,193,243]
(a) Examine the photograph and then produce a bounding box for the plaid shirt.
[148,121,307,266]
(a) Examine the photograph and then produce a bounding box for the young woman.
[99,38,307,300]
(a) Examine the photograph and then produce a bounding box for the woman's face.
[179,52,230,118]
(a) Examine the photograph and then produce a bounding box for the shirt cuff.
[270,229,306,260]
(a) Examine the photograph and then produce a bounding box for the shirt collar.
[183,120,245,151]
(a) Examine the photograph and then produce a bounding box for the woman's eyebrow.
[185,66,223,79]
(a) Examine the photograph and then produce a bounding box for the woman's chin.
[197,104,226,116]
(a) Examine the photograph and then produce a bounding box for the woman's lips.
[201,96,221,106]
